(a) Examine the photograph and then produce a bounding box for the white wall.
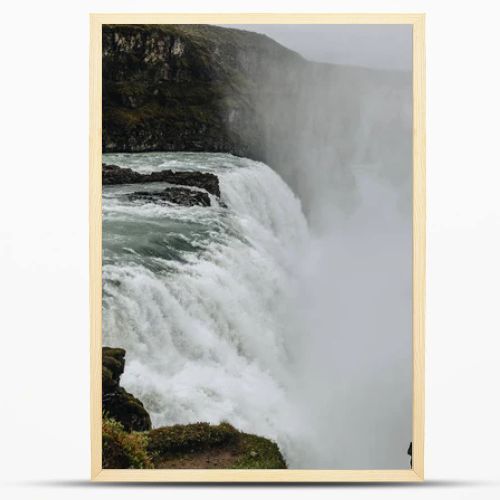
[0,0,499,499]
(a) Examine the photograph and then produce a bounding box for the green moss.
[102,418,153,469]
[114,81,149,97]
[102,419,286,469]
[232,433,287,469]
[147,422,286,469]
[147,422,238,456]
[105,102,165,128]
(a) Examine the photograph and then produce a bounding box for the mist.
[230,30,413,468]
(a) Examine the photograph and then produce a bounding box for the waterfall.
[103,153,309,466]
[103,137,412,469]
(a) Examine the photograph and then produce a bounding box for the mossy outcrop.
[102,347,152,432]
[103,419,286,470]
[148,421,286,469]
[102,418,153,469]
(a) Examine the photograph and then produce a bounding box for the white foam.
[103,155,309,465]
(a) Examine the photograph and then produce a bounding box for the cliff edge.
[103,24,303,157]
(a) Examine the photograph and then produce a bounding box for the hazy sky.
[224,24,412,71]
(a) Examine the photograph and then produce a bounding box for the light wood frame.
[90,13,425,483]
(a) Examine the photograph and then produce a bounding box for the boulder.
[103,164,220,197]
[129,186,211,207]
[102,165,143,185]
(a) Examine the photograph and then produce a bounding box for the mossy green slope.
[102,419,153,469]
[103,419,287,470]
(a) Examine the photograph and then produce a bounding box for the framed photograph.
[90,13,425,482]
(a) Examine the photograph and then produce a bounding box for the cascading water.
[103,152,311,467]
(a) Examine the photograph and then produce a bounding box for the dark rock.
[102,24,302,157]
[102,346,125,393]
[129,187,211,207]
[103,164,220,197]
[102,164,143,185]
[102,347,152,432]
[103,392,152,432]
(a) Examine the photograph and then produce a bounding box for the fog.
[224,24,412,71]
[228,25,413,468]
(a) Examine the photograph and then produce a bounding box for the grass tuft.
[102,418,153,469]
[147,421,238,455]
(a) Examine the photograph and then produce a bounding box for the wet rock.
[103,164,220,197]
[102,347,152,432]
[102,347,125,393]
[129,187,211,207]
[102,165,143,185]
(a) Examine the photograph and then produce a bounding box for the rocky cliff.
[103,24,303,157]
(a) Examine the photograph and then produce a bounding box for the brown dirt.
[154,446,240,469]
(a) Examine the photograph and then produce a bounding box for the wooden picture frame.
[90,12,425,482]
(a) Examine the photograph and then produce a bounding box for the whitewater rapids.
[102,152,310,467]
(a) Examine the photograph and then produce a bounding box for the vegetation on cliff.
[103,24,303,156]
[102,418,153,469]
[103,418,286,469]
